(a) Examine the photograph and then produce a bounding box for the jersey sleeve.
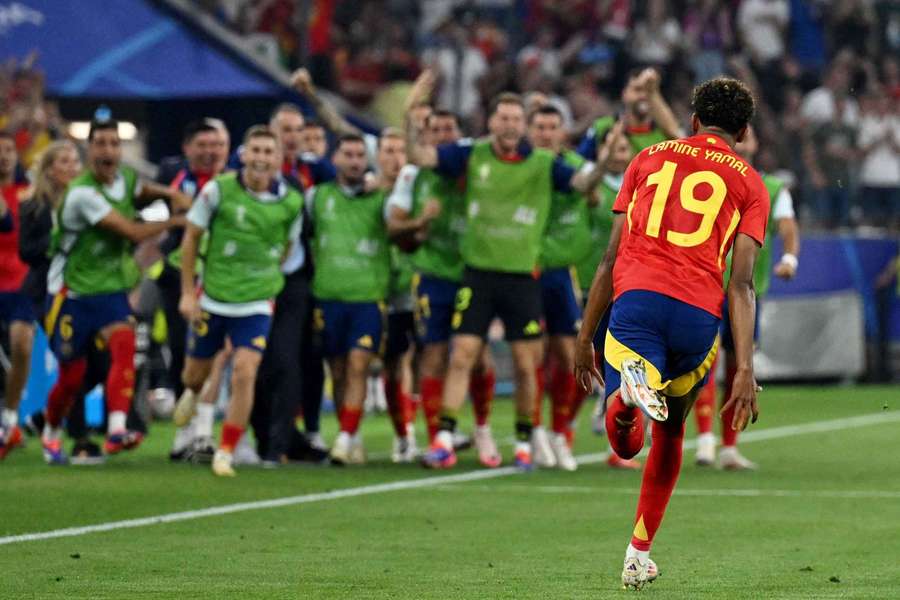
[551,157,581,193]
[576,128,598,160]
[386,164,418,219]
[612,157,640,213]
[306,156,337,185]
[66,187,112,227]
[435,139,473,179]
[737,178,771,246]
[772,187,795,220]
[186,180,220,230]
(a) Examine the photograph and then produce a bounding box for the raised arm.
[722,232,761,431]
[637,68,683,140]
[404,69,440,168]
[571,120,626,194]
[574,213,627,391]
[291,68,360,137]
[137,180,192,213]
[96,210,184,244]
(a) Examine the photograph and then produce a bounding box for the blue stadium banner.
[0,0,281,98]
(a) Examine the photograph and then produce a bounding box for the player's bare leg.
[423,334,482,468]
[330,349,374,465]
[509,338,543,470]
[0,321,33,459]
[621,389,698,590]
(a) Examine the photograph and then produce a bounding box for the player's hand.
[405,69,435,112]
[598,120,626,165]
[421,198,442,222]
[774,260,796,279]
[574,337,603,392]
[636,68,661,93]
[290,68,315,96]
[721,367,760,432]
[178,293,200,324]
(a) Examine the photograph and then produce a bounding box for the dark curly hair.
[691,78,755,136]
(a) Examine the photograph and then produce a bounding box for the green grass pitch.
[3,385,899,599]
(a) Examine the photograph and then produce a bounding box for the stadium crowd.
[0,2,898,478]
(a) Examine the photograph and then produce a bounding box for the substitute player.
[575,78,770,589]
[408,80,611,470]
[42,118,190,465]
[179,125,303,477]
[694,125,799,469]
[307,134,392,465]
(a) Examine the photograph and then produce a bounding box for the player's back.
[612,133,770,318]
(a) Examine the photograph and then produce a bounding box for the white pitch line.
[1,410,897,546]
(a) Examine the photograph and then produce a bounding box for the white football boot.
[211,449,236,477]
[695,432,716,466]
[550,432,577,471]
[718,446,758,470]
[531,425,556,468]
[620,358,668,422]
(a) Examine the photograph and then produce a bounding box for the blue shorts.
[603,290,720,400]
[187,311,272,359]
[540,267,582,336]
[413,274,458,345]
[45,291,132,362]
[719,297,761,352]
[314,300,384,357]
[0,291,35,324]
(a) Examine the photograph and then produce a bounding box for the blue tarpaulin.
[0,0,282,98]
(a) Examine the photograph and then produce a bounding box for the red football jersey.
[612,133,770,317]
[0,183,28,292]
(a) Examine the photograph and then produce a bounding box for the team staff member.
[179,126,303,477]
[408,77,611,470]
[41,118,190,465]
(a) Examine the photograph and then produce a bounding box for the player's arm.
[570,120,626,194]
[291,68,361,137]
[771,187,799,279]
[96,210,185,244]
[135,180,192,213]
[638,68,684,140]
[385,165,440,243]
[722,232,761,431]
[574,213,627,391]
[178,223,204,324]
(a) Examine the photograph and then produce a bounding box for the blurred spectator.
[422,16,488,129]
[801,61,860,127]
[856,90,900,227]
[804,96,857,228]
[828,0,877,58]
[738,0,790,66]
[629,0,682,68]
[683,0,733,84]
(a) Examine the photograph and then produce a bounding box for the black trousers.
[250,270,324,459]
[155,264,187,397]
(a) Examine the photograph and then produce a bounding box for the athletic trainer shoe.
[550,432,577,471]
[391,431,418,463]
[330,431,354,466]
[104,430,144,455]
[172,389,198,428]
[532,426,556,468]
[190,436,216,464]
[452,431,473,452]
[514,442,533,472]
[70,439,105,466]
[347,434,366,465]
[212,448,236,477]
[718,446,758,471]
[42,437,68,466]
[695,432,716,467]
[0,425,24,460]
[422,431,457,469]
[621,358,668,422]
[474,424,501,468]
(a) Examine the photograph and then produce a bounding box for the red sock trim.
[106,328,136,414]
[469,370,495,427]
[550,365,576,434]
[384,375,410,437]
[339,405,363,435]
[420,376,443,442]
[220,422,245,452]
[45,358,88,428]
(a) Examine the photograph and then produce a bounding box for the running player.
[387,100,501,467]
[526,104,594,471]
[0,131,31,458]
[693,125,799,469]
[41,118,190,465]
[178,125,303,477]
[408,78,611,470]
[575,78,769,589]
[307,134,393,465]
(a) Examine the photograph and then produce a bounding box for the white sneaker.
[391,431,418,463]
[550,432,577,471]
[349,433,366,464]
[330,431,353,465]
[622,556,659,590]
[695,432,716,466]
[170,424,195,459]
[233,434,261,466]
[172,389,198,427]
[307,432,328,452]
[531,425,556,468]
[212,449,235,477]
[718,446,758,470]
[473,424,501,468]
[620,359,668,422]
